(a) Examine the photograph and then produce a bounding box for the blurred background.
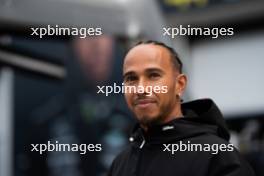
[0,0,263,176]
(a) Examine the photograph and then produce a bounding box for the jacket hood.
[130,99,230,147]
[181,98,230,140]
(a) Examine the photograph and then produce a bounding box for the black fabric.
[107,99,255,176]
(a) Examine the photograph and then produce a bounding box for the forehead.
[123,44,172,73]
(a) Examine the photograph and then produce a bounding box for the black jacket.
[108,99,255,176]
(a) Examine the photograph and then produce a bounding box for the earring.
[177,93,183,102]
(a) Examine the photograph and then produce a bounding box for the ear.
[175,74,187,96]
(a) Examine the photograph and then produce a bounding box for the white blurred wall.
[188,30,264,117]
[0,68,13,176]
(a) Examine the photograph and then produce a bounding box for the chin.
[137,114,160,127]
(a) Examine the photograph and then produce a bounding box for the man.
[108,41,255,176]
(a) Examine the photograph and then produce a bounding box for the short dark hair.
[135,40,183,73]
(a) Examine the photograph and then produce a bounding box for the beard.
[136,98,177,128]
[138,114,163,128]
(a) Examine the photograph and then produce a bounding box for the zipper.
[139,139,145,149]
[139,135,145,149]
[135,135,145,176]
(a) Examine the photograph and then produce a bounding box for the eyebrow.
[123,71,135,78]
[123,67,164,78]
[145,68,164,74]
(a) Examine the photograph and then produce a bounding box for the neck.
[163,102,183,123]
[141,104,183,132]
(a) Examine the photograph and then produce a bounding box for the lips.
[134,98,156,108]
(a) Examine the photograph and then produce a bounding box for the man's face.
[123,44,181,127]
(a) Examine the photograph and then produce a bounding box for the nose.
[136,78,149,96]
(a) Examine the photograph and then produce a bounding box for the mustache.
[133,96,157,105]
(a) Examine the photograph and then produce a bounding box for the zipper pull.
[139,137,145,149]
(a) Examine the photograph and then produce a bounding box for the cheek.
[153,77,175,91]
[155,79,176,96]
[164,78,176,95]
[156,83,176,107]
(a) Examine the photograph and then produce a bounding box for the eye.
[149,72,161,79]
[124,75,137,83]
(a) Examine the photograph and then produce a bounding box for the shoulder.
[198,135,256,176]
[207,149,255,176]
[112,145,132,163]
[108,145,133,175]
[187,134,255,175]
[189,132,231,145]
